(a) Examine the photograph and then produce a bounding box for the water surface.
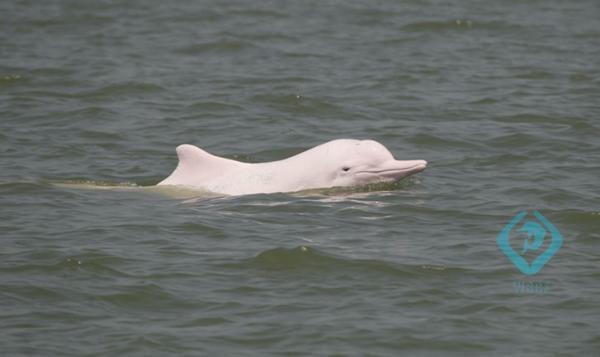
[1,0,599,355]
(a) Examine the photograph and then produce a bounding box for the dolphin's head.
[316,139,427,188]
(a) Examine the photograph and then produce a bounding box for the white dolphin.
[158,139,427,196]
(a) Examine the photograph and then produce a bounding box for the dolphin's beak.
[357,159,427,180]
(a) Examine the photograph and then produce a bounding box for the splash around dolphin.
[158,139,427,196]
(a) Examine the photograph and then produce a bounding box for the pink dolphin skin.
[158,139,427,196]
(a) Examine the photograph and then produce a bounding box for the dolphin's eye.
[342,167,350,172]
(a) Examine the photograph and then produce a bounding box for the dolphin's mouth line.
[356,164,427,176]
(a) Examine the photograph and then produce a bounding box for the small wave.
[63,106,117,119]
[27,14,112,28]
[21,82,165,100]
[0,254,132,278]
[250,246,340,270]
[469,97,498,105]
[79,130,124,141]
[0,74,24,84]
[51,180,140,190]
[488,132,539,147]
[402,19,525,33]
[230,246,466,278]
[228,8,288,19]
[0,285,66,303]
[96,283,179,309]
[297,179,419,197]
[402,19,475,32]
[0,181,49,194]
[79,82,165,99]
[408,133,481,149]
[557,210,600,238]
[514,70,555,80]
[173,316,232,328]
[186,101,244,112]
[460,153,530,167]
[250,93,343,115]
[176,40,255,55]
[495,113,594,131]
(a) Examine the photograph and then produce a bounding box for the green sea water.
[1,0,599,355]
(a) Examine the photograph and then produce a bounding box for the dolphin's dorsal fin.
[158,144,243,185]
[176,144,218,165]
[175,144,243,171]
